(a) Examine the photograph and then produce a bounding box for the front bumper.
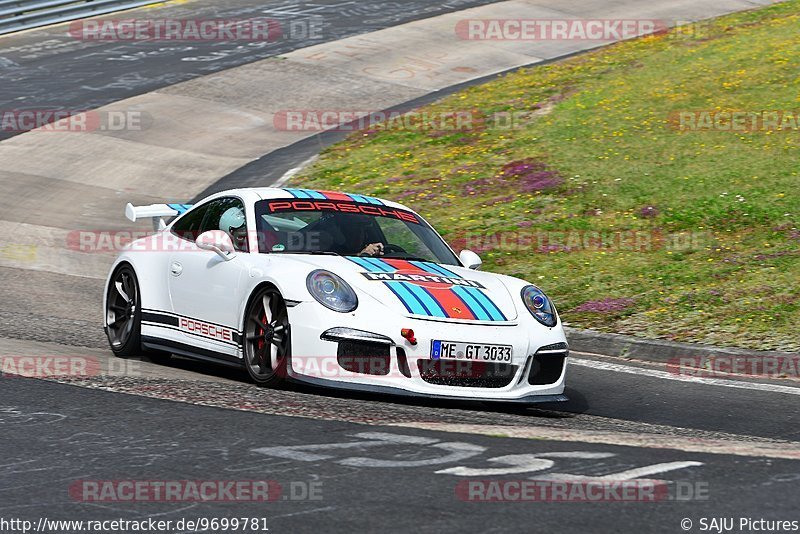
[286,300,569,402]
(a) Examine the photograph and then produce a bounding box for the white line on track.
[391,422,800,460]
[569,357,800,396]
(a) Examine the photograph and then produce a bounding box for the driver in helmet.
[219,206,249,252]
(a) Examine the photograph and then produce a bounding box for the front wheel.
[243,287,291,387]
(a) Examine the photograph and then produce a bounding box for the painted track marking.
[570,357,800,396]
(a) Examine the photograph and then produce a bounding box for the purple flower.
[461,159,563,196]
[573,297,635,313]
[639,206,659,218]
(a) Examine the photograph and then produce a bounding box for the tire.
[104,264,144,359]
[242,286,291,387]
[104,264,171,362]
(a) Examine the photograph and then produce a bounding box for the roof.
[202,187,410,211]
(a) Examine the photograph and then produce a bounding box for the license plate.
[431,340,512,363]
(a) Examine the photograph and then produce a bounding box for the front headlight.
[521,285,558,327]
[306,270,358,313]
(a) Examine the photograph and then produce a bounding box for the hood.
[276,254,519,323]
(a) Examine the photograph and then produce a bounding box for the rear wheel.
[105,265,143,359]
[243,287,291,387]
[105,265,170,362]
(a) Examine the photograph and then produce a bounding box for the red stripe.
[381,259,426,273]
[319,190,352,201]
[429,287,477,320]
[382,259,478,319]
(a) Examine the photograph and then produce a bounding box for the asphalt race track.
[0,0,798,532]
[0,0,500,141]
[2,376,798,534]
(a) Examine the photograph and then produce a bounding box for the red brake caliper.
[256,311,267,354]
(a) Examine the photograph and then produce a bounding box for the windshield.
[254,199,460,265]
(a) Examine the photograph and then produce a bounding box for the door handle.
[170,262,183,276]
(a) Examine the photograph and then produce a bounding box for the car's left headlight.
[307,270,358,313]
[521,285,558,327]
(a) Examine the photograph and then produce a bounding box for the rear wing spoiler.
[125,203,193,230]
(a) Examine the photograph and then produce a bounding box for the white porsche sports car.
[104,187,568,403]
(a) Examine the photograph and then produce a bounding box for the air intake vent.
[396,347,412,378]
[528,343,568,385]
[337,341,390,376]
[418,360,517,388]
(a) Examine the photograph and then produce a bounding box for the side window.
[170,204,210,242]
[200,197,249,252]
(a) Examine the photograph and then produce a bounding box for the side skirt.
[142,336,243,368]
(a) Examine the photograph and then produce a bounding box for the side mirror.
[459,249,482,270]
[196,230,237,261]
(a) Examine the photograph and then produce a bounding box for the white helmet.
[219,207,245,233]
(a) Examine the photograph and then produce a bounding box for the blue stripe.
[384,283,414,314]
[362,257,394,272]
[167,203,190,214]
[448,287,484,320]
[361,196,384,205]
[402,283,446,318]
[452,286,491,321]
[299,189,326,199]
[463,287,506,321]
[284,188,311,199]
[387,282,427,315]
[347,256,380,271]
[425,262,460,278]
[347,194,370,204]
[409,260,442,275]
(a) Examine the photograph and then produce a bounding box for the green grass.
[292,2,800,352]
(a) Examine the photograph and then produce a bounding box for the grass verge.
[293,2,800,352]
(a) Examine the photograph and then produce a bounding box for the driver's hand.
[360,242,384,256]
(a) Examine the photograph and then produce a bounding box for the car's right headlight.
[521,285,558,327]
[306,270,358,313]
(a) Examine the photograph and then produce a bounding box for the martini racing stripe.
[401,282,447,318]
[287,188,325,199]
[451,286,493,321]
[283,188,384,205]
[465,286,506,320]
[361,257,394,272]
[346,256,504,321]
[348,256,388,272]
[416,261,460,278]
[384,282,426,316]
[166,203,193,214]
[408,260,507,320]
